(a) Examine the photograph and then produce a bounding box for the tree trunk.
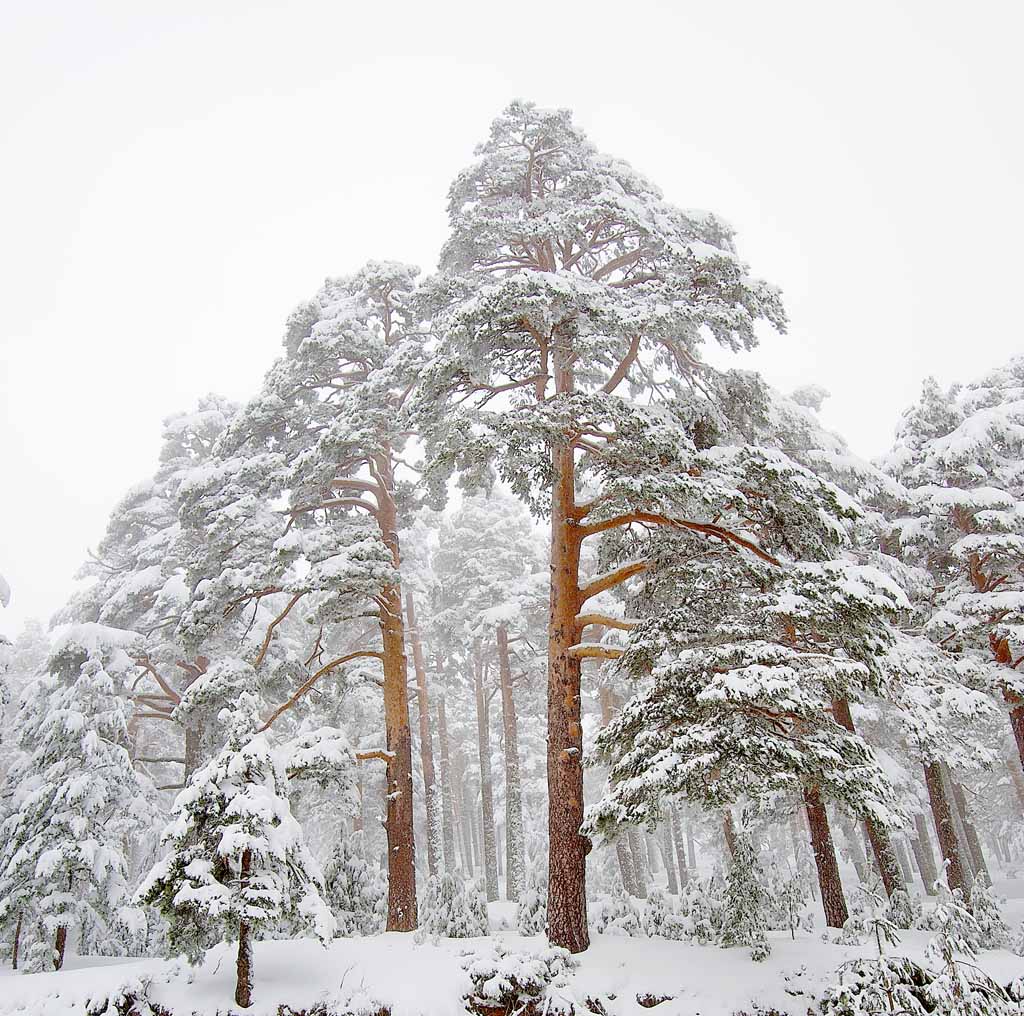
[686,824,696,870]
[405,592,440,879]
[11,911,21,970]
[235,848,253,1008]
[894,840,914,883]
[660,822,679,894]
[377,469,417,931]
[473,648,499,901]
[1008,702,1024,778]
[924,761,972,896]
[496,624,526,902]
[1007,756,1024,812]
[912,812,939,895]
[627,827,649,898]
[831,697,903,898]
[646,832,662,873]
[599,686,640,896]
[184,724,203,783]
[804,786,849,928]
[839,816,870,883]
[723,810,737,858]
[53,926,67,971]
[669,805,689,889]
[950,777,991,886]
[545,331,589,952]
[436,692,457,872]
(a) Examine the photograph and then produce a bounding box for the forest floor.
[3,888,1024,1016]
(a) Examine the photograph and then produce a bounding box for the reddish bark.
[235,849,253,1008]
[54,926,66,972]
[924,762,972,897]
[803,786,849,928]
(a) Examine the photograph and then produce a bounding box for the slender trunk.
[627,827,649,898]
[546,329,589,952]
[723,810,737,858]
[912,812,939,894]
[235,848,253,1008]
[950,777,991,886]
[646,832,662,873]
[184,724,203,783]
[463,771,480,874]
[669,805,689,889]
[436,692,456,871]
[895,840,914,883]
[11,911,21,970]
[686,824,696,870]
[660,822,679,894]
[839,816,870,883]
[377,467,417,931]
[473,649,499,901]
[1008,702,1024,778]
[496,624,525,901]
[53,926,67,972]
[353,769,364,833]
[804,786,848,928]
[1007,756,1024,812]
[924,761,972,896]
[941,766,978,882]
[831,697,902,898]
[405,592,440,879]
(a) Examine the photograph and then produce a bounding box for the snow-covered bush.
[969,885,1010,950]
[322,832,386,936]
[594,885,643,937]
[418,873,488,939]
[461,943,576,1016]
[516,865,547,936]
[642,887,673,938]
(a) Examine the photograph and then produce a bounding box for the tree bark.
[660,822,679,894]
[831,698,903,898]
[686,823,696,870]
[949,775,990,886]
[1007,756,1024,812]
[1009,702,1024,778]
[11,911,21,970]
[545,328,589,952]
[839,816,870,883]
[377,466,417,931]
[405,592,440,879]
[803,786,849,928]
[911,812,939,895]
[627,826,649,898]
[723,810,737,859]
[924,761,972,897]
[894,840,914,883]
[496,624,526,902]
[235,848,253,1008]
[669,805,689,889]
[473,648,499,901]
[54,926,67,972]
[436,691,457,872]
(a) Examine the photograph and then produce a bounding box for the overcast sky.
[2,1,1021,636]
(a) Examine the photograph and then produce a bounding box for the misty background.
[2,0,1021,633]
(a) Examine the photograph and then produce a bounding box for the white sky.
[2,0,1022,635]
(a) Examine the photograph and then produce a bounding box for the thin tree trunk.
[660,822,679,894]
[406,592,440,879]
[377,467,417,931]
[1007,756,1024,812]
[53,926,67,972]
[353,769,364,833]
[839,816,870,883]
[895,840,914,883]
[723,810,737,858]
[235,848,253,1008]
[686,824,696,870]
[911,812,939,895]
[669,805,689,889]
[627,826,649,898]
[950,777,991,886]
[1008,702,1024,779]
[436,691,457,871]
[546,324,589,953]
[941,766,978,882]
[924,761,972,896]
[11,911,21,970]
[496,624,526,902]
[473,649,499,901]
[831,697,903,898]
[184,724,203,783]
[804,786,849,928]
[646,832,662,873]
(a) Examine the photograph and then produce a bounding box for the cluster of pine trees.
[1,101,1022,1008]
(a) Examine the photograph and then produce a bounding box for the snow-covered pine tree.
[418,99,795,952]
[138,694,336,1008]
[881,360,1024,777]
[719,830,771,961]
[185,261,427,931]
[0,623,159,971]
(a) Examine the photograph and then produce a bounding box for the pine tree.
[321,830,386,936]
[720,831,771,961]
[0,624,158,971]
[139,694,335,1008]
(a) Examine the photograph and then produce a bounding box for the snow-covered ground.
[4,892,1024,1016]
